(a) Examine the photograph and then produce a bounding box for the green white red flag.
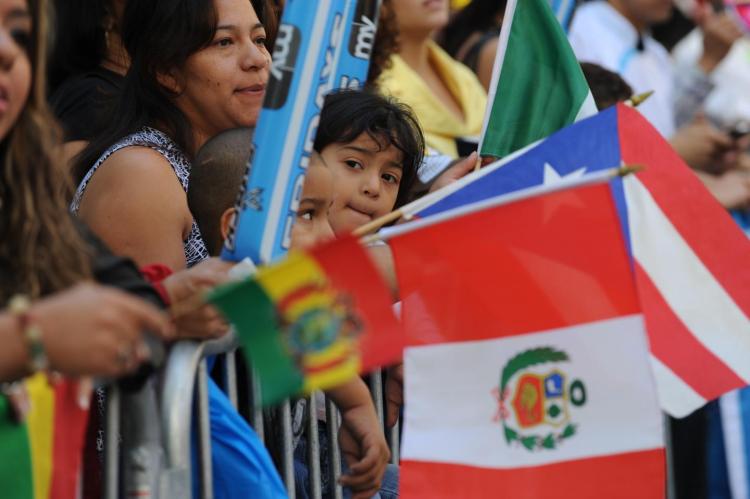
[479,0,597,159]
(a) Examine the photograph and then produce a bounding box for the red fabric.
[617,104,750,318]
[50,380,90,499]
[401,449,665,499]
[635,262,745,400]
[139,263,173,306]
[391,183,639,346]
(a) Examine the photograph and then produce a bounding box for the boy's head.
[580,62,634,110]
[314,89,424,235]
[289,152,335,250]
[188,127,254,256]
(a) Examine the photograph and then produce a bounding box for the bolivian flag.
[210,236,402,406]
[0,375,90,499]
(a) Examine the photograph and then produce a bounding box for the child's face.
[290,158,335,250]
[322,132,403,235]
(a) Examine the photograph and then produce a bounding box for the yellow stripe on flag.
[25,373,54,499]
[304,338,355,367]
[256,251,327,302]
[283,292,332,321]
[303,357,361,393]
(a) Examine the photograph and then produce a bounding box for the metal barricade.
[159,332,239,498]
[105,332,401,498]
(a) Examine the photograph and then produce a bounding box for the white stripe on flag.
[720,391,750,499]
[575,91,598,121]
[401,315,663,469]
[624,176,750,381]
[649,355,706,418]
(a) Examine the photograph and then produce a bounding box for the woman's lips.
[235,83,266,97]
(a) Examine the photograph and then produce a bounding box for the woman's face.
[391,0,450,37]
[0,0,31,141]
[172,0,270,145]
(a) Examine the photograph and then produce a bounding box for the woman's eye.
[345,160,363,170]
[215,37,232,47]
[254,36,267,46]
[298,210,313,221]
[11,29,30,50]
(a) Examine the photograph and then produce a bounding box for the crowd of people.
[0,0,748,497]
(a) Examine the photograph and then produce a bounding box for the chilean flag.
[412,104,750,419]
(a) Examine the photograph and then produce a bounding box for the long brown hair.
[0,0,91,301]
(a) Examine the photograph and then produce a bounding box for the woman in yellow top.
[376,0,488,158]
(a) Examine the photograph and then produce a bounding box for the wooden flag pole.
[625,91,654,108]
[360,164,644,244]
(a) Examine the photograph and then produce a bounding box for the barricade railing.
[104,334,402,499]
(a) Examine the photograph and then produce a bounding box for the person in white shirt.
[568,0,750,208]
[569,0,741,135]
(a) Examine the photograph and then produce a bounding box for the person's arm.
[77,147,193,271]
[0,283,170,383]
[476,37,498,92]
[326,377,390,499]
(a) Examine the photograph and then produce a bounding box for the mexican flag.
[479,0,597,159]
[388,183,665,497]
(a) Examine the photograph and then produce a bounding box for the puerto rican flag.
[412,104,750,419]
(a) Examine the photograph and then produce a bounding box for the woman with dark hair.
[49,0,274,171]
[71,0,271,272]
[439,0,506,91]
[375,0,487,158]
[0,0,172,382]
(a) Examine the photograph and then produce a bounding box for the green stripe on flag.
[209,279,304,406]
[0,395,34,499]
[480,0,594,158]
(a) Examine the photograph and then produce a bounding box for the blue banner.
[223,0,380,264]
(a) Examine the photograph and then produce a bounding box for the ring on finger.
[116,345,132,367]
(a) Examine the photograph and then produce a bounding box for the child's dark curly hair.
[314,88,424,209]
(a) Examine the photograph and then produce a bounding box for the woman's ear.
[156,69,183,95]
[220,207,237,242]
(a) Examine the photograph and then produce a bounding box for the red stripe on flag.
[617,104,750,318]
[392,184,639,346]
[401,448,665,499]
[49,380,90,499]
[634,262,745,400]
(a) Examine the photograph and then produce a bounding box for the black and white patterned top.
[71,127,209,267]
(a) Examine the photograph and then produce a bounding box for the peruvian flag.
[410,104,750,418]
[388,182,665,498]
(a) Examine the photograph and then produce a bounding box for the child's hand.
[428,151,478,193]
[338,401,390,499]
[385,363,403,428]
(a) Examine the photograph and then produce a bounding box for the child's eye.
[345,160,363,170]
[298,210,314,221]
[382,173,400,184]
